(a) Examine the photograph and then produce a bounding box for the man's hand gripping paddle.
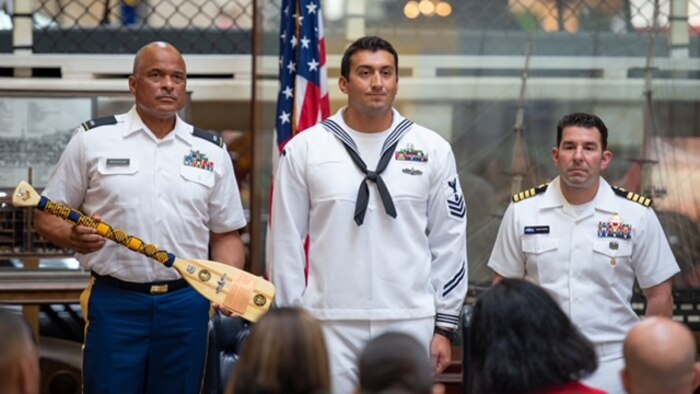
[12,181,275,323]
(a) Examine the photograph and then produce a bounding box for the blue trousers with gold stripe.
[81,278,210,394]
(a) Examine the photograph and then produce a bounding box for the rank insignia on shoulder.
[611,186,652,207]
[80,116,117,132]
[192,127,224,147]
[512,183,548,203]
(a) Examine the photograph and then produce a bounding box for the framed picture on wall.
[0,96,92,188]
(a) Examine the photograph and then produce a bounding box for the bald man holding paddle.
[35,41,247,394]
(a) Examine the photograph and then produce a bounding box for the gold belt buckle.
[150,284,168,294]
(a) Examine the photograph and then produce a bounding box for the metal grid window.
[0,1,697,54]
[2,0,255,53]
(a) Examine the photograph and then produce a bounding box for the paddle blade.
[12,181,41,208]
[172,258,275,323]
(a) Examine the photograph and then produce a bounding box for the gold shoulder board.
[512,183,549,203]
[611,186,653,207]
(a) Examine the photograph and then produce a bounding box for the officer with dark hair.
[488,112,680,393]
[269,36,468,393]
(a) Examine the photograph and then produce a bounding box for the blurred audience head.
[622,316,700,394]
[468,278,598,394]
[0,310,39,394]
[228,307,330,394]
[357,331,434,394]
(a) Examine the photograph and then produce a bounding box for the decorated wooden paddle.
[12,181,274,323]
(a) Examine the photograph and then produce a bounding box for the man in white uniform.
[268,36,468,394]
[488,112,679,394]
[35,42,246,393]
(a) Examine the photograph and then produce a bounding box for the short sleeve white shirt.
[488,176,679,344]
[43,107,246,282]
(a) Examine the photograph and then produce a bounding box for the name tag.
[106,158,130,166]
[524,225,550,234]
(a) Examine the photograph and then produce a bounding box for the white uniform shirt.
[43,107,246,282]
[488,176,680,344]
[269,108,468,328]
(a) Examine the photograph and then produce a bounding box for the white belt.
[595,341,624,357]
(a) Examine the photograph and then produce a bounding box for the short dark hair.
[556,112,608,151]
[468,279,598,394]
[358,332,432,394]
[340,36,399,80]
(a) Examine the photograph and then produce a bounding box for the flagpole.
[250,0,266,276]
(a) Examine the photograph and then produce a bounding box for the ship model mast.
[638,0,666,199]
[507,36,535,197]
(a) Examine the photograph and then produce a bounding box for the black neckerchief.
[321,117,414,226]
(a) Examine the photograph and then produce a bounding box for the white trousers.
[321,317,434,394]
[583,348,625,394]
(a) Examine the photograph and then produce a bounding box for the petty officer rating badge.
[184,150,215,172]
[445,176,466,219]
[395,143,428,162]
[597,213,632,239]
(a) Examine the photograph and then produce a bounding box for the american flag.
[275,0,330,151]
[270,0,329,279]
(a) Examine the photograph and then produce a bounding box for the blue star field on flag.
[275,0,330,151]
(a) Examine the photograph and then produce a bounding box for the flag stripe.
[275,0,330,152]
[272,0,330,281]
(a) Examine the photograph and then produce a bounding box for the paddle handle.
[37,196,175,267]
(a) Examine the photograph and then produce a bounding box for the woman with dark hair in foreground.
[469,278,606,394]
[228,307,331,394]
